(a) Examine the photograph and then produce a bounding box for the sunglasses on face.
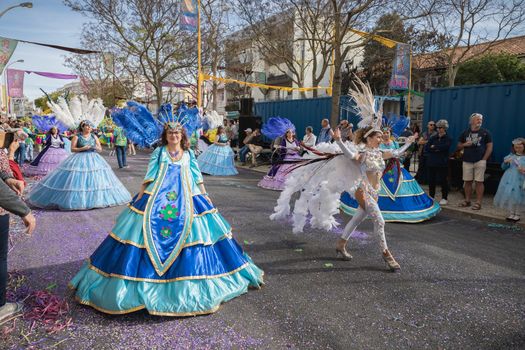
[437,126,444,129]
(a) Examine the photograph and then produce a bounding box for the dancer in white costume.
[270,78,416,271]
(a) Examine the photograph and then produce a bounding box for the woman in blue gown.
[197,126,238,176]
[69,122,263,316]
[27,121,132,210]
[340,128,440,222]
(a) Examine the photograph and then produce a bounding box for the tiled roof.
[414,35,525,70]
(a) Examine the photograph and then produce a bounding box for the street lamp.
[0,2,33,18]
[3,59,24,115]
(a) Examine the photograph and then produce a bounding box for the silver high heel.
[335,239,352,261]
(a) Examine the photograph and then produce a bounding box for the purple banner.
[162,82,194,88]
[389,43,411,90]
[7,69,24,98]
[27,70,78,79]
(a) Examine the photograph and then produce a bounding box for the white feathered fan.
[47,95,106,129]
[350,77,383,130]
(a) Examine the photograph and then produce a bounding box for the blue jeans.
[116,145,127,168]
[239,145,249,162]
[15,143,26,164]
[25,143,34,162]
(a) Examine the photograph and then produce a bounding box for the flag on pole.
[180,0,198,32]
[0,37,18,72]
[389,43,411,90]
[7,69,24,98]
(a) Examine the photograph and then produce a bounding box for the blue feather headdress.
[261,117,295,140]
[111,101,163,148]
[112,101,202,148]
[158,103,202,136]
[32,115,69,133]
[382,114,410,138]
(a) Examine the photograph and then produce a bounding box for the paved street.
[4,150,525,349]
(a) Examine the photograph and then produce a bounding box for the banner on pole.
[0,37,18,72]
[7,69,24,98]
[180,0,198,32]
[389,43,411,90]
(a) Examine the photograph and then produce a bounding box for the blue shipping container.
[423,81,525,163]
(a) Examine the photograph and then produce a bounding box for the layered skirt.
[258,153,302,191]
[69,193,263,316]
[340,164,440,222]
[197,144,238,176]
[27,151,132,210]
[24,147,69,177]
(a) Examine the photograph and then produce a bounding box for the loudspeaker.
[238,116,262,146]
[240,98,254,117]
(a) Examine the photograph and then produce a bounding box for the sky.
[0,0,87,100]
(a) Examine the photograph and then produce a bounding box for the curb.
[439,206,525,229]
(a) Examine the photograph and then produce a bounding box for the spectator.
[231,120,239,148]
[338,119,353,141]
[247,129,263,168]
[0,148,36,323]
[113,126,128,169]
[316,119,333,144]
[457,113,493,210]
[415,120,437,183]
[411,122,420,135]
[493,138,525,222]
[238,128,253,165]
[13,126,26,165]
[301,126,317,157]
[426,119,452,205]
[23,122,34,163]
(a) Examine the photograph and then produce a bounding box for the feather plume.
[382,114,410,138]
[349,76,383,130]
[48,95,106,129]
[261,117,295,139]
[204,110,223,130]
[112,101,162,148]
[31,115,69,133]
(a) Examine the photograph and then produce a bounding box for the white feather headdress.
[349,77,383,131]
[204,110,224,130]
[47,95,106,129]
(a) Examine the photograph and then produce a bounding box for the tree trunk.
[330,46,342,127]
[447,65,457,87]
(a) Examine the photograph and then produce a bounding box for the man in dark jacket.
[0,152,36,322]
[426,119,452,205]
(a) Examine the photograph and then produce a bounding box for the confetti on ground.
[487,223,523,231]
[293,248,303,252]
[324,263,334,268]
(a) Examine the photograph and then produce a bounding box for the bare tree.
[425,0,525,86]
[64,0,196,111]
[200,0,232,110]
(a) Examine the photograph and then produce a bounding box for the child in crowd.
[494,138,525,222]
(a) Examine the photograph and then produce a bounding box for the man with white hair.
[457,113,493,210]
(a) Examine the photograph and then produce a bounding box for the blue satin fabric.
[145,163,187,264]
[340,167,440,222]
[130,193,213,215]
[341,190,435,212]
[90,235,248,280]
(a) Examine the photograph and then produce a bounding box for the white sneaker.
[439,199,448,205]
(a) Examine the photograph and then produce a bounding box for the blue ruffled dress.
[340,141,440,222]
[494,154,525,210]
[27,134,132,210]
[69,147,263,316]
[197,134,238,176]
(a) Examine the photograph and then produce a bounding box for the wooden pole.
[197,0,203,107]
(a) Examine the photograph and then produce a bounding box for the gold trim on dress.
[86,260,250,283]
[194,208,218,217]
[127,204,145,215]
[108,230,233,249]
[109,231,145,248]
[74,295,222,317]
